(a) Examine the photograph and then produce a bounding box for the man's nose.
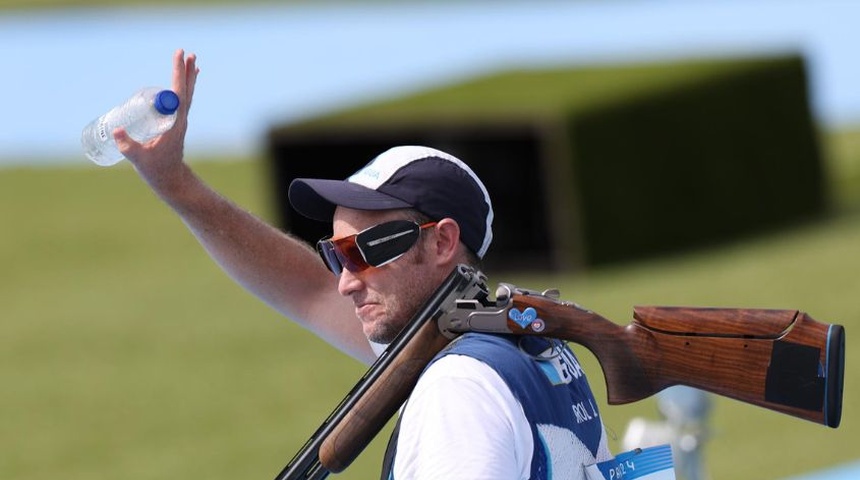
[337,268,364,297]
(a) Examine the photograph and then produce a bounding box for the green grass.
[0,159,389,479]
[0,143,858,479]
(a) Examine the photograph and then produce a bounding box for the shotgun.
[274,264,845,479]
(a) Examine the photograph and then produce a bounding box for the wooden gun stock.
[507,295,845,428]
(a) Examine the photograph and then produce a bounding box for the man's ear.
[430,218,461,265]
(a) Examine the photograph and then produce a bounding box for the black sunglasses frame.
[316,220,436,275]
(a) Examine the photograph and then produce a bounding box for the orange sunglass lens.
[332,236,370,272]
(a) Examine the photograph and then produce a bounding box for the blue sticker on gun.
[509,307,538,329]
[764,340,824,411]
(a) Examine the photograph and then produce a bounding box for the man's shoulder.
[436,333,594,392]
[429,333,543,384]
[439,332,559,369]
[441,332,518,356]
[416,334,525,392]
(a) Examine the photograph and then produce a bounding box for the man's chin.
[363,323,398,345]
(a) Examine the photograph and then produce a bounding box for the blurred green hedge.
[269,55,825,272]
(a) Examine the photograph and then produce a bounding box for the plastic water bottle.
[81,87,180,166]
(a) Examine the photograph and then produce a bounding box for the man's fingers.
[171,49,199,115]
[185,53,199,112]
[172,49,187,98]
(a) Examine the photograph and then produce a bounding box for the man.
[116,49,612,479]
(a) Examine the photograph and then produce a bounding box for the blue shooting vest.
[383,332,606,479]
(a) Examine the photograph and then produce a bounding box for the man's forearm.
[140,161,374,362]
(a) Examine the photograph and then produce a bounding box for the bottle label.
[97,116,109,142]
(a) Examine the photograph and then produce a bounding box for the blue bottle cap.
[154,90,180,115]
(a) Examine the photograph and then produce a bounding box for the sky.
[1,0,859,166]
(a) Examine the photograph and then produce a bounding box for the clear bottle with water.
[81,87,180,166]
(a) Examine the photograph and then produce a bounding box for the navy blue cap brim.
[288,178,413,222]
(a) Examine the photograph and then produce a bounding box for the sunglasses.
[317,220,437,275]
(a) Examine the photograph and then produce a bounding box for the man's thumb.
[112,128,140,158]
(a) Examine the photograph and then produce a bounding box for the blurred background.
[1,1,857,479]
